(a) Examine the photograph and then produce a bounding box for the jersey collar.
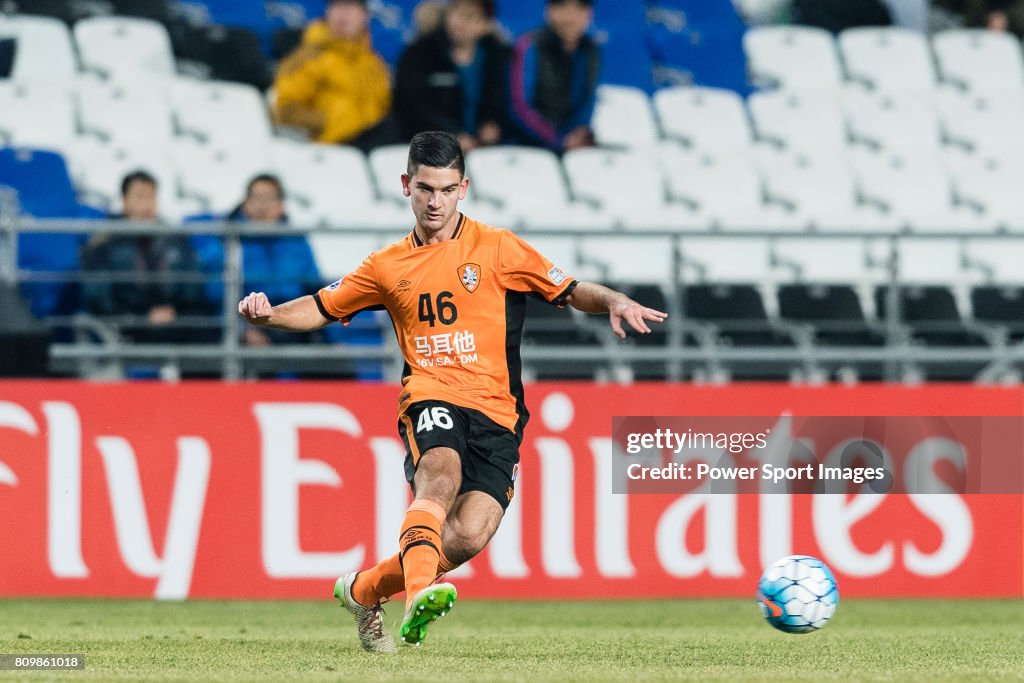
[412,212,465,247]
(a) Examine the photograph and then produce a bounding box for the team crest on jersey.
[458,263,482,293]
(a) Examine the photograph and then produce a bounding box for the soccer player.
[238,131,667,652]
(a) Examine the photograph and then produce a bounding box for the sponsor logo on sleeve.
[325,278,342,291]
[547,266,566,285]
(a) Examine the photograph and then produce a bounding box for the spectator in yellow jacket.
[274,0,401,151]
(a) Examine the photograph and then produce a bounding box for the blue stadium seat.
[648,0,750,93]
[498,0,545,38]
[592,2,654,91]
[179,0,273,31]
[499,0,645,41]
[0,148,77,216]
[0,148,91,319]
[269,0,412,65]
[649,0,749,26]
[499,0,653,90]
[370,15,409,67]
[268,0,327,25]
[177,0,279,53]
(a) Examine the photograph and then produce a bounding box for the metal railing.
[5,206,1024,384]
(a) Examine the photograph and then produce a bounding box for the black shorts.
[398,400,521,510]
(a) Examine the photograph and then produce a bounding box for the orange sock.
[399,500,445,608]
[352,554,404,607]
[436,548,461,576]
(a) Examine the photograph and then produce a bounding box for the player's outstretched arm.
[565,282,668,339]
[237,292,331,332]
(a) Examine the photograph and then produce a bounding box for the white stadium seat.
[456,193,520,228]
[949,156,1024,231]
[562,148,705,231]
[853,152,982,232]
[660,148,798,232]
[77,80,175,146]
[653,86,752,154]
[896,239,970,285]
[174,145,275,214]
[66,138,188,221]
[932,29,1024,95]
[0,15,77,81]
[522,235,581,276]
[841,89,943,157]
[466,146,614,230]
[74,17,175,81]
[0,82,76,153]
[308,234,388,281]
[772,237,878,285]
[173,79,273,146]
[757,153,881,231]
[748,89,848,157]
[367,144,409,204]
[592,84,660,150]
[271,140,411,229]
[936,89,1024,158]
[576,235,676,283]
[744,26,844,91]
[839,28,937,93]
[681,236,775,283]
[964,238,1024,284]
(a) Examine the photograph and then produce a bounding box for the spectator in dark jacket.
[0,38,14,78]
[190,174,324,347]
[394,0,510,150]
[932,0,1024,36]
[793,0,892,33]
[81,171,207,343]
[509,0,600,152]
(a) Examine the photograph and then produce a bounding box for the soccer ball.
[757,555,839,633]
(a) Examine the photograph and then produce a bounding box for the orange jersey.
[314,214,577,433]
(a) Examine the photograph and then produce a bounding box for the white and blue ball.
[757,555,839,633]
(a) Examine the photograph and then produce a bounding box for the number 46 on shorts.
[417,406,454,432]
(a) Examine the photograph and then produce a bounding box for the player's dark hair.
[120,170,157,197]
[407,131,466,178]
[246,173,285,201]
[546,0,593,6]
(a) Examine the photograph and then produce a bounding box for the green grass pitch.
[1,598,1023,681]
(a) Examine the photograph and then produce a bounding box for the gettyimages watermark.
[611,416,1024,494]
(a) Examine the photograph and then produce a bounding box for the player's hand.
[609,299,667,339]
[564,126,595,150]
[238,291,274,326]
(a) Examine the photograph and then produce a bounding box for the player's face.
[122,179,158,221]
[546,0,593,48]
[326,1,368,40]
[402,166,468,234]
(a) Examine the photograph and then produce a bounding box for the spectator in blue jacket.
[82,171,207,343]
[509,0,600,152]
[191,174,323,347]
